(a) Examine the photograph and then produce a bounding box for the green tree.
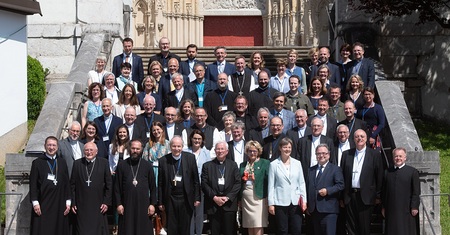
[349,0,450,28]
[27,56,47,120]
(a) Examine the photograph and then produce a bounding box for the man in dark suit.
[270,92,296,133]
[340,129,383,235]
[338,100,367,146]
[204,73,238,126]
[123,106,147,143]
[307,144,344,235]
[345,42,375,88]
[248,107,270,145]
[158,136,201,235]
[262,116,286,161]
[94,98,123,148]
[112,38,144,89]
[163,107,184,140]
[307,97,337,139]
[187,64,217,107]
[158,58,189,104]
[335,124,355,167]
[287,109,312,151]
[205,46,236,82]
[135,96,165,142]
[226,121,248,166]
[58,121,84,177]
[201,141,241,235]
[148,37,181,77]
[179,44,206,82]
[311,47,341,86]
[296,117,336,182]
[164,73,198,110]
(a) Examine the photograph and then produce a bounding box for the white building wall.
[0,10,28,136]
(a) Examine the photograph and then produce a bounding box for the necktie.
[316,165,323,183]
[277,112,282,118]
[125,55,130,63]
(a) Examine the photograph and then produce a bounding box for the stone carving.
[203,0,266,11]
[174,2,181,13]
[186,3,192,15]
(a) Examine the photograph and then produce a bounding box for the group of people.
[29,36,420,235]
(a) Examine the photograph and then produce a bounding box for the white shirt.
[297,126,307,138]
[316,162,328,177]
[352,147,366,188]
[233,140,245,166]
[338,140,351,167]
[310,135,321,166]
[316,114,328,136]
[175,87,184,102]
[126,124,134,140]
[166,123,175,140]
[70,139,82,160]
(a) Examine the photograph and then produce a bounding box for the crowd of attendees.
[29,36,420,235]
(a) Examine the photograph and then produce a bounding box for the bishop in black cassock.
[114,140,157,235]
[70,142,112,235]
[30,136,71,235]
[382,148,420,235]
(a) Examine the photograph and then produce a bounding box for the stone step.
[134,46,313,74]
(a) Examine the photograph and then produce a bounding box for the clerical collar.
[46,154,56,160]
[298,125,306,131]
[234,139,244,145]
[172,154,182,161]
[396,163,405,169]
[312,135,321,142]
[340,139,349,145]
[86,158,96,163]
[126,123,134,129]
[316,113,327,119]
[237,71,244,76]
[356,146,366,154]
[166,122,175,127]
[146,111,154,117]
[258,86,268,91]
[218,160,225,164]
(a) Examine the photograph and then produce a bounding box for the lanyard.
[219,90,228,105]
[218,165,226,178]
[47,158,57,174]
[173,157,182,175]
[145,113,155,130]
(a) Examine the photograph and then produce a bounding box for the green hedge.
[27,56,47,120]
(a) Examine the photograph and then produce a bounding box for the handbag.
[153,213,162,235]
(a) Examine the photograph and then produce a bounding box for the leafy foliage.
[348,0,450,28]
[27,56,47,120]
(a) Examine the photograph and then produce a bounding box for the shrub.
[27,56,47,120]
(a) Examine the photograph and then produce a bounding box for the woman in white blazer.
[268,137,307,235]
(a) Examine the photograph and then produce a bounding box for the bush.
[27,56,47,120]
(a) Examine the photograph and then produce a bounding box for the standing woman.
[270,58,290,93]
[184,130,211,235]
[338,44,352,89]
[112,83,141,120]
[286,49,307,94]
[142,121,170,181]
[88,55,108,85]
[108,124,131,174]
[356,87,386,149]
[268,137,307,235]
[218,111,236,143]
[82,82,105,128]
[343,74,365,110]
[248,52,271,78]
[177,99,196,129]
[79,121,108,159]
[304,47,319,86]
[240,141,270,235]
[148,61,164,94]
[104,72,121,105]
[307,77,327,113]
[137,76,162,114]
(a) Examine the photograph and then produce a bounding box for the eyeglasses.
[316,152,329,156]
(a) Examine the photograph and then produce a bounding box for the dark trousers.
[336,206,346,235]
[274,204,302,235]
[311,211,338,235]
[167,194,193,235]
[209,207,237,235]
[346,191,373,235]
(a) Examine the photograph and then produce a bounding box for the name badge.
[102,136,109,142]
[218,177,225,185]
[163,67,168,73]
[153,160,159,167]
[175,175,182,182]
[47,173,55,181]
[218,105,228,112]
[246,180,253,185]
[146,132,151,138]
[198,97,204,102]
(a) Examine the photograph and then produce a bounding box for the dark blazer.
[246,90,273,116]
[227,140,248,164]
[307,114,338,140]
[58,138,84,177]
[341,148,383,205]
[311,62,341,87]
[135,112,166,133]
[338,117,368,146]
[164,122,185,140]
[112,53,145,86]
[296,134,336,181]
[137,92,162,112]
[148,52,181,76]
[345,58,375,88]
[187,79,217,106]
[94,115,123,147]
[307,162,344,214]
[158,74,190,102]
[239,158,270,199]
[179,59,206,77]
[164,87,198,110]
[286,126,312,152]
[334,139,356,165]
[205,61,236,82]
[158,152,200,211]
[248,126,268,145]
[129,123,147,144]
[262,133,286,161]
[201,158,241,214]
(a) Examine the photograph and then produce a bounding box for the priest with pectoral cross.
[70,142,112,235]
[114,139,156,235]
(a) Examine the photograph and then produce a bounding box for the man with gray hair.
[58,121,84,177]
[249,107,271,144]
[227,121,247,166]
[164,72,198,110]
[94,98,123,148]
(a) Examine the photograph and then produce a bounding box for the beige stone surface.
[0,122,27,166]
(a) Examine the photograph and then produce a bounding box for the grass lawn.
[414,119,450,234]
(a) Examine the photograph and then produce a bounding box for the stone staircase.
[133,46,313,75]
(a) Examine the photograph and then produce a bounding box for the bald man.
[58,121,84,177]
[148,37,181,77]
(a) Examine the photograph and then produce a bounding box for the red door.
[203,16,263,46]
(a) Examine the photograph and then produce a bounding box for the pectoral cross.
[53,179,58,186]
[86,179,91,186]
[238,91,243,95]
[173,178,177,186]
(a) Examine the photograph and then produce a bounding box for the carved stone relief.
[203,0,266,11]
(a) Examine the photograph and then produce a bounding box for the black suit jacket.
[164,122,185,140]
[345,58,375,88]
[296,134,336,182]
[248,126,268,145]
[158,152,200,211]
[148,52,181,77]
[227,140,248,164]
[311,62,341,87]
[262,133,286,161]
[135,112,166,139]
[158,74,190,103]
[338,117,368,146]
[130,123,147,144]
[341,148,383,205]
[179,59,206,77]
[286,126,312,152]
[94,115,123,147]
[307,115,338,140]
[164,87,198,110]
[187,79,217,106]
[201,158,241,214]
[112,53,144,86]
